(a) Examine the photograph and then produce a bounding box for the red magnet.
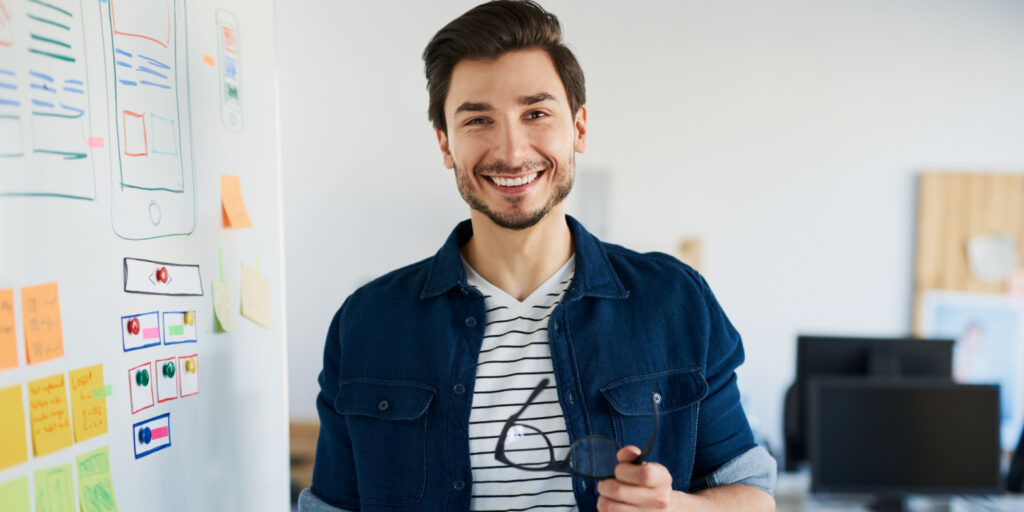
[128,317,140,335]
[156,266,169,283]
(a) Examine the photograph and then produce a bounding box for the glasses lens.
[502,424,553,468]
[568,436,619,479]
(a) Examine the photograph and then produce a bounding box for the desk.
[774,471,1024,512]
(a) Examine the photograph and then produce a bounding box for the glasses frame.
[494,377,660,480]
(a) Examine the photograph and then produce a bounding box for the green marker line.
[28,0,73,18]
[30,33,71,49]
[32,110,83,119]
[26,13,70,31]
[29,48,75,62]
[34,149,87,160]
[0,114,21,120]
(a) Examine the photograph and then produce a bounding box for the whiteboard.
[0,0,288,510]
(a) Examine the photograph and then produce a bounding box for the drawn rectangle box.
[123,258,204,296]
[162,311,197,344]
[132,413,171,459]
[112,0,171,47]
[150,113,177,156]
[128,361,155,414]
[154,357,178,403]
[179,354,198,398]
[31,112,87,157]
[122,110,147,157]
[0,116,23,156]
[121,311,162,351]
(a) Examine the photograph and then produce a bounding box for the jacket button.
[465,316,477,327]
[453,480,465,490]
[652,392,663,405]
[453,383,466,395]
[552,322,559,331]
[377,399,390,412]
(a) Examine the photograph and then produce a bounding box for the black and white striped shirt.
[464,256,578,512]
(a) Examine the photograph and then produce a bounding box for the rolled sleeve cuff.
[298,488,356,512]
[690,445,777,496]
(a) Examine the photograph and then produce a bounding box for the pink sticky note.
[142,327,159,340]
[87,137,104,149]
[152,426,169,439]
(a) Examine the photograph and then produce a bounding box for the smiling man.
[299,2,776,511]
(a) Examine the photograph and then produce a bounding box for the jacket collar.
[420,215,629,301]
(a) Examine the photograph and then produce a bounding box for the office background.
[278,0,1024,462]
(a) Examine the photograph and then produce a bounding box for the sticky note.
[69,364,109,443]
[212,279,237,332]
[203,53,215,66]
[35,464,74,512]
[0,289,16,370]
[77,446,119,512]
[87,136,104,149]
[240,263,270,328]
[92,385,113,399]
[21,283,64,364]
[0,384,28,470]
[220,174,253,228]
[0,476,30,512]
[28,374,72,456]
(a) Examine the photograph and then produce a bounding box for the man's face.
[436,49,587,231]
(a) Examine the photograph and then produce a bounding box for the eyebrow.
[453,92,558,116]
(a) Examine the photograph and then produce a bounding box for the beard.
[454,153,575,231]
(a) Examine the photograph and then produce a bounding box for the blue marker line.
[29,70,54,82]
[0,82,15,90]
[0,98,20,106]
[0,69,14,76]
[63,87,83,94]
[139,80,171,90]
[137,66,168,79]
[138,54,170,70]
[30,83,56,93]
[118,79,137,87]
[32,99,55,108]
[115,48,133,58]
[65,79,83,85]
[116,60,131,69]
[60,103,84,115]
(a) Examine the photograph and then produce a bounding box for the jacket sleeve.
[689,274,761,486]
[306,301,361,510]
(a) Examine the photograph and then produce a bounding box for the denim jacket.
[305,216,770,511]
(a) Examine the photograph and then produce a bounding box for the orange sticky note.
[203,53,215,66]
[220,174,253,228]
[20,283,63,364]
[69,365,108,443]
[0,289,16,370]
[0,384,28,470]
[28,374,72,457]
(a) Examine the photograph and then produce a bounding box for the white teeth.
[489,172,539,187]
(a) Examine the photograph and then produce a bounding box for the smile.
[487,171,542,188]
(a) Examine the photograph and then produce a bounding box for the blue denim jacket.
[308,216,764,511]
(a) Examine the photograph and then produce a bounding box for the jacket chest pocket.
[336,378,436,507]
[599,368,708,489]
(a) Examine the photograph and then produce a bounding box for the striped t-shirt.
[464,256,578,512]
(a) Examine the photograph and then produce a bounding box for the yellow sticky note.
[21,283,64,364]
[240,263,270,328]
[77,446,119,512]
[0,289,16,370]
[220,174,253,228]
[35,464,74,512]
[212,279,237,332]
[28,374,72,457]
[0,476,30,512]
[0,384,28,470]
[69,365,108,443]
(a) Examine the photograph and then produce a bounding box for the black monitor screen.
[810,378,1000,495]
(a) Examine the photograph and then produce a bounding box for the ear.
[573,105,588,154]
[435,128,455,169]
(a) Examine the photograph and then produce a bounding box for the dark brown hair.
[423,0,585,134]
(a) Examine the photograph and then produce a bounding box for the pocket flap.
[336,378,436,420]
[600,368,708,416]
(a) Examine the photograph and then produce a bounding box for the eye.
[525,110,548,120]
[465,117,489,126]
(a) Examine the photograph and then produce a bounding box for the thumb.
[617,445,642,463]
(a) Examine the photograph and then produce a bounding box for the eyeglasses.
[494,378,659,480]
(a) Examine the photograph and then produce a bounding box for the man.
[299,1,776,511]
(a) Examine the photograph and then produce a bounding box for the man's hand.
[596,446,682,511]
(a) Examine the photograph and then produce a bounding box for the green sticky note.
[77,446,118,512]
[169,325,185,336]
[35,464,74,512]
[0,476,30,512]
[91,385,113,400]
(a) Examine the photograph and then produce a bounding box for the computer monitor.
[809,378,1000,511]
[786,336,954,469]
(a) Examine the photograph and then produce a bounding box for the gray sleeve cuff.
[690,445,777,496]
[297,488,357,512]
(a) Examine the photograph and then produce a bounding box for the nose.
[494,116,530,169]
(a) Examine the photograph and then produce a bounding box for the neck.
[461,207,574,301]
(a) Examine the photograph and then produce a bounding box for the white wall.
[277,0,1024,454]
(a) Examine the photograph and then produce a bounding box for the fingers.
[617,445,642,463]
[613,446,672,487]
[596,481,674,511]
